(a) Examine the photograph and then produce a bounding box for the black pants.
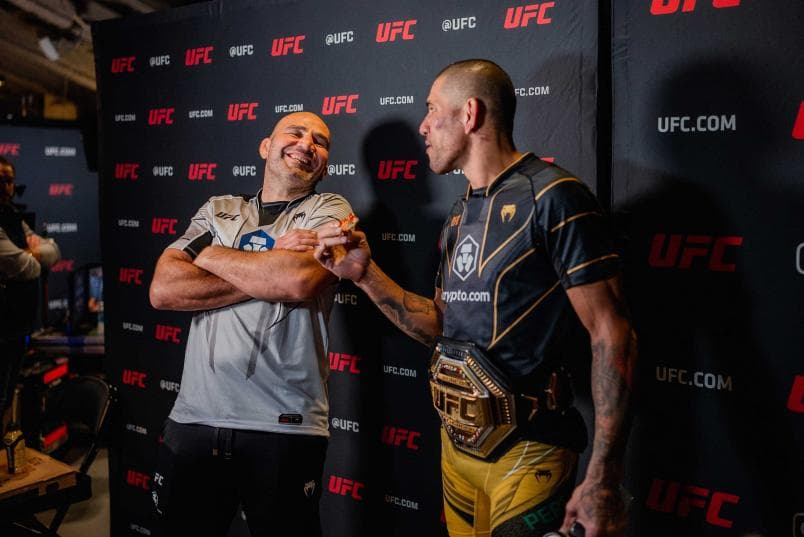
[153,419,328,537]
[0,336,26,423]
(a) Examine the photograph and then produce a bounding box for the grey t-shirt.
[167,191,352,437]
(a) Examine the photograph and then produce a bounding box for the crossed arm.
[150,229,335,311]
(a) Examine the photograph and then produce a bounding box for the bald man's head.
[434,59,517,142]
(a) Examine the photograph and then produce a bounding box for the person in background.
[314,60,636,537]
[149,112,353,537]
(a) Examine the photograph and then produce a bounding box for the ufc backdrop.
[0,126,100,327]
[611,1,804,537]
[92,1,598,536]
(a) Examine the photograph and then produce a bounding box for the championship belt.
[429,337,520,460]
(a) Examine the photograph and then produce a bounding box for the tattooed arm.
[561,274,637,537]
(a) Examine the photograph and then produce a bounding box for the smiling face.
[260,112,331,196]
[419,76,467,175]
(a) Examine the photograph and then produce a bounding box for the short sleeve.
[305,193,353,230]
[167,200,214,252]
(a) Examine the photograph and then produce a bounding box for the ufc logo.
[381,426,421,450]
[504,3,555,29]
[648,234,742,271]
[50,259,74,272]
[376,20,417,42]
[328,475,364,500]
[329,352,361,374]
[646,478,739,528]
[793,102,804,140]
[126,470,150,490]
[788,375,804,413]
[0,143,21,155]
[378,160,418,180]
[151,217,178,235]
[271,35,305,56]
[148,108,175,125]
[433,391,475,421]
[321,95,359,115]
[185,46,213,66]
[119,267,144,285]
[111,56,136,73]
[227,103,259,121]
[114,163,140,180]
[188,163,217,181]
[48,183,74,196]
[650,0,740,15]
[155,324,182,344]
[122,369,147,388]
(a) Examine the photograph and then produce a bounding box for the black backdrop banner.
[0,125,100,328]
[93,2,598,536]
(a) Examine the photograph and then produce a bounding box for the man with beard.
[149,112,353,537]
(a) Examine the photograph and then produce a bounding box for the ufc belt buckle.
[429,337,518,459]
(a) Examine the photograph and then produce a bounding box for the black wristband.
[182,231,213,260]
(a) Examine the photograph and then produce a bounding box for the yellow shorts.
[441,429,578,537]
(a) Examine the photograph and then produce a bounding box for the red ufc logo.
[788,375,804,412]
[119,267,144,285]
[793,102,804,140]
[378,160,418,180]
[271,35,305,56]
[329,352,362,374]
[650,0,740,15]
[155,324,182,344]
[111,56,136,73]
[114,163,140,180]
[227,103,259,121]
[381,426,421,450]
[152,217,178,235]
[504,3,555,29]
[48,183,74,196]
[148,108,175,125]
[188,163,217,181]
[122,369,147,388]
[646,478,739,528]
[328,475,364,500]
[0,143,21,156]
[321,95,359,115]
[185,46,213,66]
[648,234,742,272]
[50,259,75,273]
[126,470,150,490]
[376,20,417,42]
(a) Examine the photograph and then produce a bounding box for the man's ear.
[258,137,272,158]
[463,97,483,134]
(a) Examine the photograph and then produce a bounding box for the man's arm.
[23,222,60,268]
[149,248,250,311]
[562,275,637,537]
[0,227,40,280]
[194,245,336,302]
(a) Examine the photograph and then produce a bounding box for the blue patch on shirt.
[238,229,275,252]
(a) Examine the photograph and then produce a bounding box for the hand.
[313,221,371,282]
[561,479,627,537]
[26,233,42,251]
[275,229,319,251]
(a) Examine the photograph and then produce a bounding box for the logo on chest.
[239,229,274,252]
[453,235,479,281]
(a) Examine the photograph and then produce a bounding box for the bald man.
[316,60,636,537]
[149,112,353,537]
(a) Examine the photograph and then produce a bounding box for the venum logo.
[646,478,739,528]
[152,218,177,235]
[648,234,742,271]
[188,163,217,181]
[453,235,479,281]
[504,3,555,29]
[328,475,364,500]
[329,352,361,374]
[227,103,259,121]
[321,95,359,115]
[239,230,274,252]
[377,160,417,180]
[650,0,740,15]
[185,46,213,66]
[376,20,416,42]
[271,35,305,56]
[111,56,136,73]
[381,426,421,450]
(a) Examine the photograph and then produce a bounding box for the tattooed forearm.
[377,293,438,346]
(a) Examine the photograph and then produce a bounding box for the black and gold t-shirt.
[435,153,621,450]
